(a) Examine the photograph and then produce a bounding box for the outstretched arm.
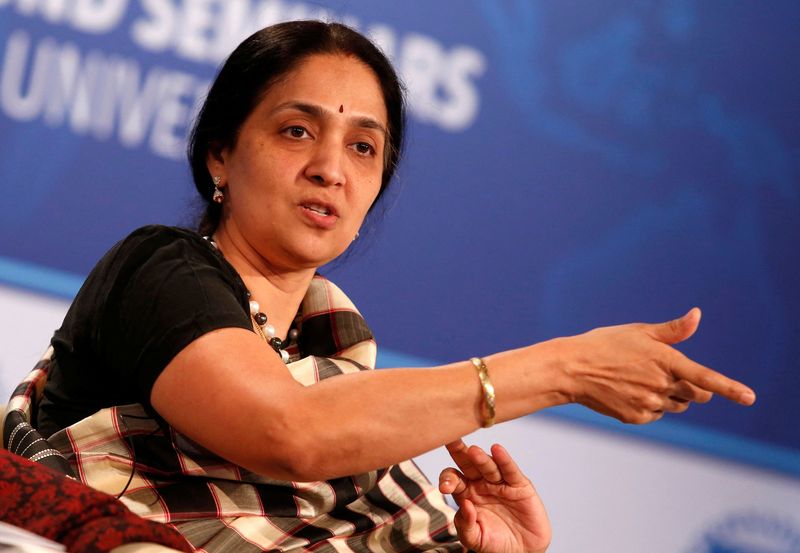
[151,307,755,481]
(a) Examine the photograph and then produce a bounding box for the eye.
[352,142,376,156]
[282,126,309,139]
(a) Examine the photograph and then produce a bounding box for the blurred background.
[1,1,798,551]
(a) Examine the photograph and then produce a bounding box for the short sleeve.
[99,227,253,401]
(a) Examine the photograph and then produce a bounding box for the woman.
[34,21,754,552]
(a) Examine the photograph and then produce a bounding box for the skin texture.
[205,54,387,337]
[439,441,551,553]
[150,53,756,553]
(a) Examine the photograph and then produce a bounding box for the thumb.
[648,307,702,345]
[453,498,481,549]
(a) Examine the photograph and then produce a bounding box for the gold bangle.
[470,357,495,428]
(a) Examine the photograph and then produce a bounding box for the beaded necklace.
[205,236,299,364]
[248,297,298,363]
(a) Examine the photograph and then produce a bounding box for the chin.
[283,243,348,270]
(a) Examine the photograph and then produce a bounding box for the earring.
[212,176,224,203]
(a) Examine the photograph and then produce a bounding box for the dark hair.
[188,20,406,236]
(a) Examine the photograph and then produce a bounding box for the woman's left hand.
[439,440,551,553]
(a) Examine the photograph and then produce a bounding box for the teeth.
[305,204,330,216]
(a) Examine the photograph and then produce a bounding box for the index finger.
[672,357,755,406]
[445,440,482,480]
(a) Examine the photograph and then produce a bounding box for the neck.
[211,226,315,340]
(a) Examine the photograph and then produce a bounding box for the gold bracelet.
[470,357,496,428]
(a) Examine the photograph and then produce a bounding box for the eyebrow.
[271,101,387,136]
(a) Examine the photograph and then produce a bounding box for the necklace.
[204,236,299,364]
[248,297,298,363]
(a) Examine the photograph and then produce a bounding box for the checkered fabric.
[43,275,462,552]
[2,347,75,475]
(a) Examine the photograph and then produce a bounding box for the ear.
[206,142,227,182]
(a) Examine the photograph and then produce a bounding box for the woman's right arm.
[150,307,754,482]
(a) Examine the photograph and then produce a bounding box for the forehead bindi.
[266,55,387,126]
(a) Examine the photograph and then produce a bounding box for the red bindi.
[339,104,344,113]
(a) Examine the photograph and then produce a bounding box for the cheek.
[234,150,289,196]
[359,164,384,203]
[355,178,383,215]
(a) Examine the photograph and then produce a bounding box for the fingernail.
[739,391,755,405]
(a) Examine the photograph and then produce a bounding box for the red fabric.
[0,449,192,553]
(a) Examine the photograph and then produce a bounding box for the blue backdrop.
[1,1,798,471]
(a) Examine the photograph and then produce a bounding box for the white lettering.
[0,31,51,121]
[11,0,39,15]
[130,0,343,64]
[400,33,443,125]
[150,71,195,158]
[43,41,94,133]
[130,0,176,52]
[0,0,127,33]
[0,31,206,159]
[90,54,131,139]
[40,0,68,23]
[366,24,397,61]
[3,3,487,136]
[71,0,128,34]
[251,0,285,27]
[211,0,251,62]
[438,46,486,131]
[115,66,167,148]
[176,0,215,62]
[397,34,485,131]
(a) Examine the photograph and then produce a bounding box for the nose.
[304,139,346,187]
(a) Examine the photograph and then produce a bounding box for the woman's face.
[210,53,388,271]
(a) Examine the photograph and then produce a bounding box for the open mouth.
[303,204,332,216]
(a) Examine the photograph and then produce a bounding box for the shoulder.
[111,225,244,295]
[110,225,211,259]
[71,225,247,317]
[100,225,233,279]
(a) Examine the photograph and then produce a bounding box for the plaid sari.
[45,275,462,552]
